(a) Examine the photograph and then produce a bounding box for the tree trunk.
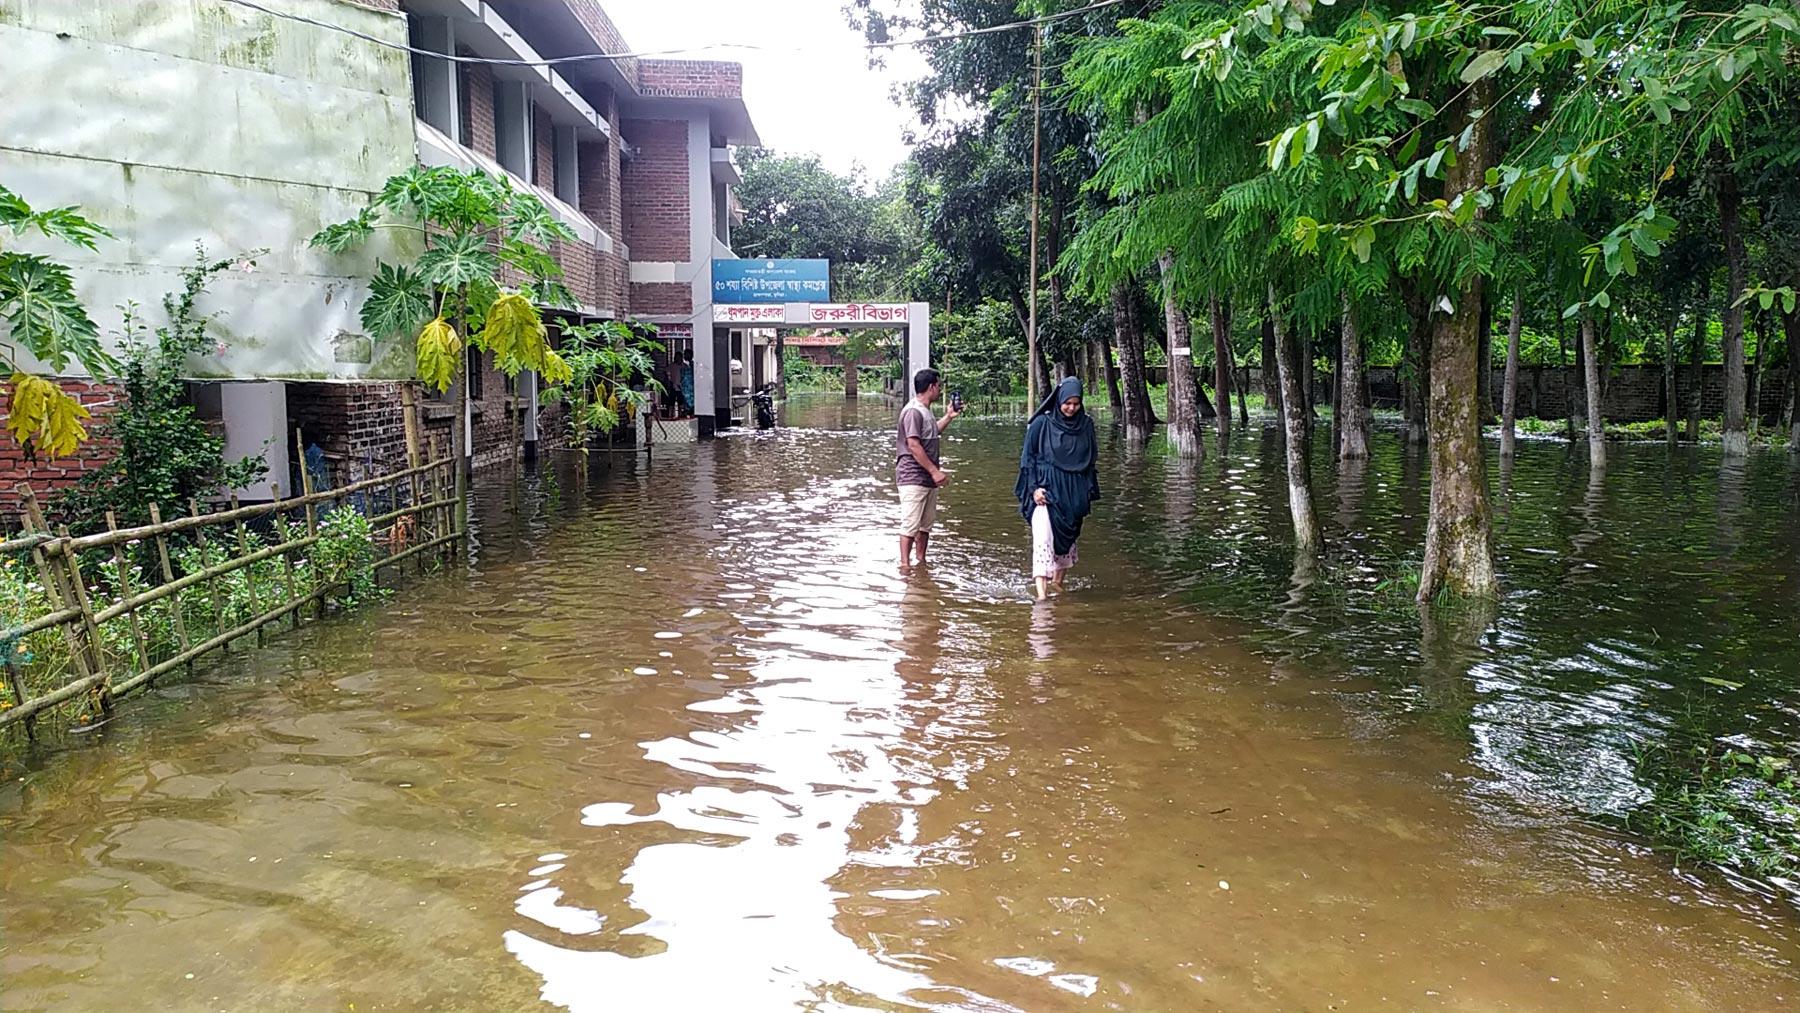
[1260,312,1280,405]
[1566,318,1581,442]
[1111,281,1152,436]
[1500,289,1523,457]
[1400,280,1431,446]
[1662,314,1679,449]
[1581,314,1606,466]
[1417,77,1497,601]
[1269,286,1321,555]
[844,359,859,399]
[1339,295,1370,460]
[1157,252,1203,458]
[1478,292,1494,426]
[1719,169,1749,456]
[1688,286,1707,442]
[1748,312,1766,440]
[1786,303,1800,452]
[1210,295,1233,441]
[1097,335,1122,413]
[1236,352,1250,426]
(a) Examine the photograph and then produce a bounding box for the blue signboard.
[712,258,830,304]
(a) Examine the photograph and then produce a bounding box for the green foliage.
[0,182,114,459]
[313,506,386,609]
[936,300,1027,398]
[1627,740,1799,881]
[57,250,266,532]
[538,320,663,446]
[733,149,926,300]
[311,166,575,394]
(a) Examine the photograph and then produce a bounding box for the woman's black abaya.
[1015,377,1101,555]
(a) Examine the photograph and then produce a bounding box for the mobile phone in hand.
[950,391,964,411]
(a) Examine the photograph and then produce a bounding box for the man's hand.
[1033,488,1048,506]
[943,403,962,422]
[933,468,950,488]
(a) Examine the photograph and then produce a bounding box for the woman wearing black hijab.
[1015,377,1100,599]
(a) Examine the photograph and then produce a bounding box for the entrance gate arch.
[712,302,930,426]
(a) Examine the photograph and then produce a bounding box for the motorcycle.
[752,383,778,430]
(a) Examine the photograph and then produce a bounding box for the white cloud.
[606,0,929,177]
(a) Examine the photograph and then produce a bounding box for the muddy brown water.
[2,397,1797,1010]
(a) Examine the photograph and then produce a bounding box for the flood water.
[3,396,1798,1010]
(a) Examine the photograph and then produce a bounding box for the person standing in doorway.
[678,350,695,417]
[897,367,961,570]
[1016,377,1100,600]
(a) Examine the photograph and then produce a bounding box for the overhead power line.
[215,0,1131,68]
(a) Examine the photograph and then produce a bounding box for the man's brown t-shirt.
[895,402,939,487]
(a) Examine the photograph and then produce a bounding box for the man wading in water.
[897,367,961,570]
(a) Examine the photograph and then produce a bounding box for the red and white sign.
[807,303,909,323]
[713,304,786,323]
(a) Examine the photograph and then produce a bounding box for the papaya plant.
[310,166,578,461]
[0,183,114,459]
[539,320,663,448]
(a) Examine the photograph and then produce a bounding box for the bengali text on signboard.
[711,259,830,304]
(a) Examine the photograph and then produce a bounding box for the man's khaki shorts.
[898,484,939,535]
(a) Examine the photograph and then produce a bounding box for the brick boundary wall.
[620,119,690,263]
[0,381,123,522]
[637,60,743,99]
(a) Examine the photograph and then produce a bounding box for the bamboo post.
[190,498,230,649]
[294,436,324,619]
[3,657,33,740]
[103,512,152,678]
[57,525,112,717]
[146,503,193,675]
[401,386,427,573]
[271,483,302,629]
[17,486,98,691]
[228,494,267,646]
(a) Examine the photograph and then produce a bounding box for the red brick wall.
[638,59,743,99]
[621,119,690,262]
[533,106,555,190]
[0,381,121,521]
[598,251,628,318]
[286,381,416,486]
[631,282,691,317]
[552,238,599,310]
[465,63,497,159]
[563,0,640,88]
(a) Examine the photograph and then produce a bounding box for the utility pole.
[1027,23,1044,410]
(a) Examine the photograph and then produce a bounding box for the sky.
[605,0,930,177]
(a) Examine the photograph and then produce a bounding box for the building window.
[456,53,474,148]
[466,346,485,400]
[407,18,428,120]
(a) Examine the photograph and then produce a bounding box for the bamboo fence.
[0,390,464,739]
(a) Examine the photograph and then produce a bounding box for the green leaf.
[1758,289,1775,311]
[310,208,377,253]
[1699,676,1744,690]
[1398,131,1422,163]
[417,230,499,292]
[1425,147,1445,179]
[1460,49,1507,84]
[0,252,111,375]
[1396,98,1435,119]
[1269,126,1296,171]
[359,261,433,340]
[1719,52,1736,82]
[1349,224,1375,263]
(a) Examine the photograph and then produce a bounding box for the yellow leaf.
[482,292,546,370]
[5,372,52,450]
[416,317,462,393]
[1660,163,1675,182]
[540,348,573,387]
[40,388,91,459]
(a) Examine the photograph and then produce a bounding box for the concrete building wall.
[0,0,420,382]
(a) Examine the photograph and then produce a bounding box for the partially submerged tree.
[311,166,576,468]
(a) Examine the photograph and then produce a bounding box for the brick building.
[0,0,760,515]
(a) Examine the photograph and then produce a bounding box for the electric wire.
[215,0,1131,67]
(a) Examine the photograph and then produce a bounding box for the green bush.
[312,506,386,609]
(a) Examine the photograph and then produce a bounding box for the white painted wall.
[0,0,421,380]
[219,382,292,500]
